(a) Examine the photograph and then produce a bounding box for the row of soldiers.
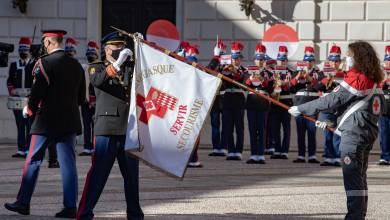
[7,36,390,169]
[178,40,390,167]
[7,37,99,168]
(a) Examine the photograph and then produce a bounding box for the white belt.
[219,91,225,95]
[279,94,294,99]
[335,83,377,136]
[385,95,390,100]
[248,90,268,95]
[295,91,320,97]
[224,88,244,93]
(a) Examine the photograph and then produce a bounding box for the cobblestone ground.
[0,145,389,220]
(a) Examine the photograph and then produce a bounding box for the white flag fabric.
[125,39,222,178]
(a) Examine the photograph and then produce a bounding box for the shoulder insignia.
[88,67,96,75]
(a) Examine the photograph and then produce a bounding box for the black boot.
[48,161,60,168]
[4,202,30,215]
[55,208,76,218]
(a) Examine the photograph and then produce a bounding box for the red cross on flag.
[125,38,222,179]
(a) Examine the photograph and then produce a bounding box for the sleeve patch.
[88,67,96,75]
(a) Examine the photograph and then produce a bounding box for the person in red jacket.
[291,46,323,164]
[269,46,295,160]
[315,44,345,166]
[289,41,385,219]
[222,42,247,160]
[244,43,272,164]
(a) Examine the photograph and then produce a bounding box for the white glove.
[315,121,328,130]
[288,106,301,117]
[113,48,133,71]
[22,106,29,118]
[214,46,221,56]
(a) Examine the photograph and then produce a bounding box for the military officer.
[46,37,78,168]
[4,29,85,218]
[77,32,144,220]
[222,42,247,160]
[7,37,34,158]
[79,41,99,156]
[289,41,385,219]
[269,46,295,160]
[378,46,390,166]
[291,46,323,164]
[207,39,227,157]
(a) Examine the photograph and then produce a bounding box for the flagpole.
[111,26,335,132]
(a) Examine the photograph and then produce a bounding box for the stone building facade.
[0,0,388,147]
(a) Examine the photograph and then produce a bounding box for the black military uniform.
[7,37,34,157]
[291,57,324,163]
[207,56,227,156]
[222,64,247,159]
[4,30,85,218]
[77,32,143,220]
[268,64,296,159]
[245,64,272,164]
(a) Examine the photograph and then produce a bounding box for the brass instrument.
[326,75,334,90]
[272,71,282,100]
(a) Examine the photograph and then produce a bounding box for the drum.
[7,97,28,110]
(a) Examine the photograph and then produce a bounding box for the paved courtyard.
[0,144,389,220]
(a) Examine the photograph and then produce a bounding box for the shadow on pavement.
[0,213,344,220]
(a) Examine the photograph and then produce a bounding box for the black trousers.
[341,133,372,220]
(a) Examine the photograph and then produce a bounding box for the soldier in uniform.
[378,46,390,166]
[264,58,276,156]
[222,42,246,160]
[47,36,78,167]
[4,30,85,218]
[79,41,99,156]
[291,46,323,164]
[245,43,272,164]
[183,44,203,168]
[65,37,78,57]
[7,37,34,158]
[269,46,295,160]
[208,39,227,157]
[289,41,385,220]
[77,32,144,220]
[316,45,344,166]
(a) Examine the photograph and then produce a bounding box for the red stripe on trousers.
[77,147,97,220]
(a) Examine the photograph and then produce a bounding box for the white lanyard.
[16,60,26,88]
[334,83,377,136]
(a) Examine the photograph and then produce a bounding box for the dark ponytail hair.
[348,41,384,83]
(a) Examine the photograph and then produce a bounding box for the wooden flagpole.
[111,26,335,132]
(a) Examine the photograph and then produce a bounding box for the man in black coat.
[4,30,85,218]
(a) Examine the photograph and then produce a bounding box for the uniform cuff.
[106,64,117,77]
